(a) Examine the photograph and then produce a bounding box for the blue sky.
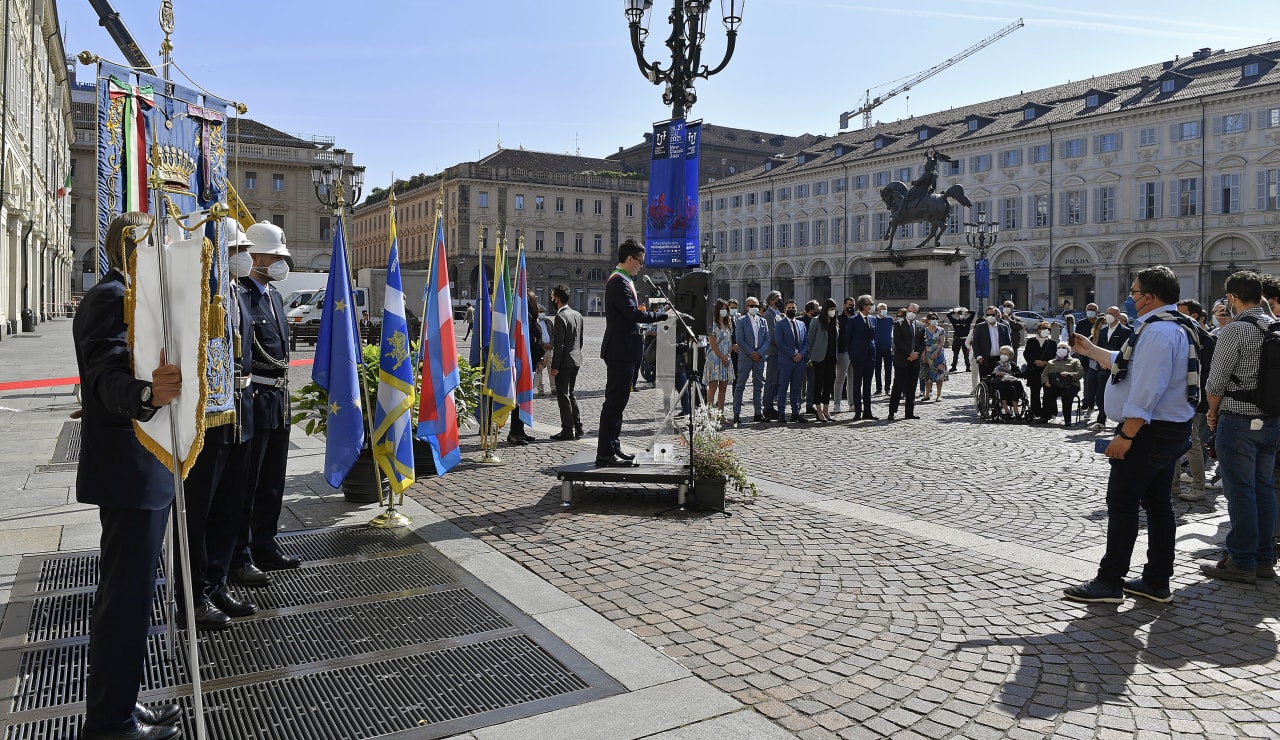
[60,1,1279,199]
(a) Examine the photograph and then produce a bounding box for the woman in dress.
[921,312,949,401]
[808,298,840,422]
[704,298,735,422]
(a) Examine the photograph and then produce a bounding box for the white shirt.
[986,323,1001,356]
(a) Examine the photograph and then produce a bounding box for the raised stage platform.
[555,449,691,506]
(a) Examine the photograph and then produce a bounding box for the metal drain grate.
[13,632,182,712]
[48,421,82,465]
[2,713,79,740]
[26,585,166,643]
[236,552,454,611]
[35,556,163,594]
[273,526,418,560]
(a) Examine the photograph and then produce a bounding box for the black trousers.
[186,436,253,602]
[1027,370,1045,417]
[889,361,920,416]
[1042,386,1077,423]
[554,366,582,433]
[85,505,169,734]
[237,424,290,565]
[813,359,835,405]
[874,351,893,393]
[950,339,970,369]
[597,359,635,458]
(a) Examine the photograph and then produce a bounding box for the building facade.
[703,42,1280,312]
[351,149,647,315]
[70,81,352,289]
[2,0,73,336]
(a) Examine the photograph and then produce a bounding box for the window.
[478,191,489,208]
[853,174,868,190]
[1161,79,1176,93]
[852,215,866,242]
[778,187,791,201]
[716,232,726,252]
[535,231,545,252]
[972,154,992,172]
[1245,62,1261,77]
[898,168,911,182]
[1212,173,1241,214]
[272,174,285,192]
[1001,198,1019,230]
[1034,194,1050,227]
[948,210,962,235]
[777,223,789,248]
[555,232,565,252]
[872,213,887,240]
[795,184,809,198]
[555,197,565,213]
[1031,145,1050,163]
[70,203,77,229]
[716,198,726,210]
[874,172,889,187]
[593,234,603,254]
[918,130,929,142]
[731,195,741,208]
[747,192,757,205]
[594,199,603,215]
[1220,113,1246,134]
[762,190,771,203]
[1137,181,1162,219]
[746,227,756,251]
[515,194,525,210]
[832,178,845,193]
[968,119,980,132]
[1175,121,1200,141]
[1097,187,1116,223]
[1265,109,1280,129]
[795,221,807,247]
[1061,138,1084,158]
[704,200,712,212]
[244,171,257,190]
[1063,191,1084,225]
[319,216,331,241]
[1000,149,1022,168]
[1178,177,1199,217]
[761,224,771,249]
[814,219,826,245]
[271,213,285,229]
[574,233,584,253]
[1259,169,1280,210]
[946,159,963,176]
[536,195,545,211]
[574,199,584,214]
[1139,127,1157,146]
[1086,94,1099,108]
[815,181,828,196]
[70,158,77,177]
[1097,133,1119,152]
[625,202,634,217]
[832,217,844,243]
[1023,108,1036,121]
[731,230,741,252]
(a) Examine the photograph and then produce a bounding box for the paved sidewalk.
[4,316,1279,738]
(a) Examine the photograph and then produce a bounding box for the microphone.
[642,274,662,296]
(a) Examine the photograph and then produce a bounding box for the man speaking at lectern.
[597,240,669,467]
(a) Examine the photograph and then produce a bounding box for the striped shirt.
[1205,306,1273,417]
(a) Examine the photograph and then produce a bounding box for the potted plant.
[678,407,757,508]
[291,345,482,502]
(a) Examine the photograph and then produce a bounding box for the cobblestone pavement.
[411,317,1280,740]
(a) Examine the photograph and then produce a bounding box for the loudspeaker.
[674,270,710,336]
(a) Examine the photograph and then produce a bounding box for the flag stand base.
[478,448,503,465]
[368,507,412,529]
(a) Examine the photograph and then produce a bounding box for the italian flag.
[57,174,72,199]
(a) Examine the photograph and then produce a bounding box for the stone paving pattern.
[2,316,1277,739]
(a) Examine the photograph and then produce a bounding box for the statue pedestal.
[867,248,962,310]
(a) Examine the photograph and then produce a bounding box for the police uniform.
[596,267,664,462]
[73,270,176,737]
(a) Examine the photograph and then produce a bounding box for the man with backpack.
[1202,271,1279,584]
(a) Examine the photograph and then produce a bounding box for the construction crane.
[839,19,1024,130]
[86,0,156,74]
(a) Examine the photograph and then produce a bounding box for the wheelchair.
[974,371,1030,422]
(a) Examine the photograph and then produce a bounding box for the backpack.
[1227,315,1280,417]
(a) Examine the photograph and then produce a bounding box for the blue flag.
[483,242,517,428]
[372,214,415,493]
[312,215,365,487]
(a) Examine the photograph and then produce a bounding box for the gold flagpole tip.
[234,102,248,115]
[77,51,98,65]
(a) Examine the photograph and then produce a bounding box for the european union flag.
[312,215,365,487]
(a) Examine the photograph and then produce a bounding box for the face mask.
[879,309,888,317]
[1086,310,1097,319]
[905,311,917,321]
[986,315,998,324]
[229,251,253,278]
[1039,330,1050,339]
[785,309,797,319]
[827,309,838,318]
[1003,307,1012,315]
[1104,314,1117,326]
[748,306,759,316]
[730,308,739,316]
[928,319,938,327]
[845,307,855,315]
[999,354,1011,362]
[1056,348,1069,358]
[719,309,728,317]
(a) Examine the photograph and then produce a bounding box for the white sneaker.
[1179,473,1194,483]
[1177,489,1206,502]
[1088,422,1104,431]
[833,402,843,413]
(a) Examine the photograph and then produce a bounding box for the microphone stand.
[643,277,721,516]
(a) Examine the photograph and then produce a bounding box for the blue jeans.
[777,357,805,415]
[734,356,765,418]
[1096,420,1190,589]
[1215,412,1280,569]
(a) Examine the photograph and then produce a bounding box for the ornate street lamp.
[624,0,745,119]
[964,210,999,313]
[310,147,366,215]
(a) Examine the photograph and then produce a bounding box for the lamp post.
[624,0,744,120]
[310,148,367,218]
[964,209,999,313]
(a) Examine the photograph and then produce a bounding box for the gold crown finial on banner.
[149,143,198,196]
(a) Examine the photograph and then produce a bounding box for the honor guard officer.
[232,220,303,580]
[74,212,183,739]
[178,220,260,629]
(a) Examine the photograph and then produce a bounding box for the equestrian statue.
[879,150,972,264]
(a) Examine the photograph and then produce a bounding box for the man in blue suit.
[844,295,879,420]
[762,290,784,419]
[73,212,182,740]
[873,301,895,394]
[774,299,809,423]
[731,295,770,425]
[596,240,667,466]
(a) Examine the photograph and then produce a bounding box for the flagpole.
[478,226,502,464]
[370,185,412,529]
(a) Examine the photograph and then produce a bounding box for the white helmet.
[225,218,253,248]
[246,220,290,257]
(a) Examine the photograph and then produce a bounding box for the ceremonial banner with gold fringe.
[128,218,212,477]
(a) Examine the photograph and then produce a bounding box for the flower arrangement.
[678,406,757,497]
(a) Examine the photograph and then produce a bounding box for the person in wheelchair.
[989,344,1027,419]
[1036,341,1084,425]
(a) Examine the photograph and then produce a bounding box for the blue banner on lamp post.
[975,258,990,299]
[644,119,702,268]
